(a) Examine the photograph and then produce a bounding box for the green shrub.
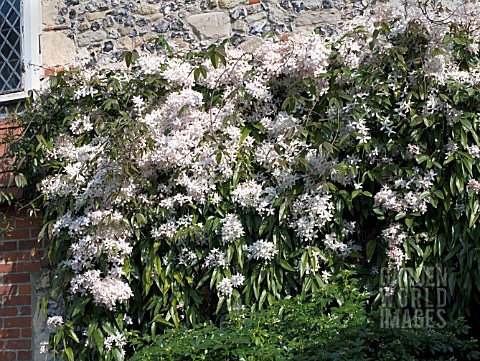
[4,1,480,359]
[130,277,479,361]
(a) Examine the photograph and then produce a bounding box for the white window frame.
[0,0,41,103]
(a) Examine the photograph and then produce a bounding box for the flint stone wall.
[41,0,371,68]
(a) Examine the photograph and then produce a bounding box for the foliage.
[129,277,479,361]
[5,0,480,359]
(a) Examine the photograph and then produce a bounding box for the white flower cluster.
[204,248,228,269]
[232,180,263,208]
[323,233,355,258]
[291,192,335,242]
[104,332,127,354]
[374,169,437,214]
[255,34,330,78]
[382,223,408,270]
[70,270,133,310]
[220,213,245,244]
[467,179,480,193]
[245,240,278,262]
[46,316,63,332]
[217,273,245,297]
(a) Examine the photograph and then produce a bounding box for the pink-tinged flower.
[467,179,480,193]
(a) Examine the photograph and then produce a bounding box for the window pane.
[0,0,22,95]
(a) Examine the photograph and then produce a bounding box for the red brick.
[0,308,17,317]
[2,273,30,283]
[249,0,261,3]
[4,317,30,328]
[20,328,31,338]
[19,306,30,315]
[17,284,31,294]
[14,263,40,272]
[5,339,30,349]
[17,240,38,251]
[14,217,41,228]
[0,251,31,262]
[0,285,16,294]
[0,241,17,251]
[3,229,30,240]
[29,228,40,239]
[0,263,14,272]
[18,350,32,360]
[2,295,31,306]
[0,329,20,339]
[0,351,16,360]
[0,340,4,350]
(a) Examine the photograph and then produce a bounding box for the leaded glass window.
[0,0,23,96]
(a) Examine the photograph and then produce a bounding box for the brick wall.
[0,208,44,361]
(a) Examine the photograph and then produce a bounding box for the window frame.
[0,0,41,103]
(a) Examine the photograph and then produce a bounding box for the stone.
[147,13,163,22]
[304,0,321,10]
[218,0,245,9]
[186,12,231,40]
[230,8,247,20]
[78,23,89,31]
[91,21,101,31]
[41,31,76,67]
[103,16,115,28]
[280,0,291,10]
[294,10,340,26]
[248,20,267,35]
[107,28,121,39]
[124,15,136,26]
[153,19,170,33]
[85,2,97,12]
[239,36,262,52]
[117,36,135,50]
[103,41,114,52]
[77,30,107,47]
[245,11,267,24]
[291,1,305,12]
[136,4,158,15]
[136,18,148,27]
[207,0,218,9]
[232,20,248,33]
[42,0,61,27]
[268,7,285,22]
[322,0,333,8]
[85,11,107,21]
[170,19,186,31]
[118,25,132,36]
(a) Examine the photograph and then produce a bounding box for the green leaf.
[279,259,296,272]
[64,347,74,361]
[94,329,105,352]
[113,347,125,361]
[102,322,116,336]
[366,240,376,262]
[67,327,80,343]
[469,200,480,228]
[239,127,252,144]
[405,218,414,228]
